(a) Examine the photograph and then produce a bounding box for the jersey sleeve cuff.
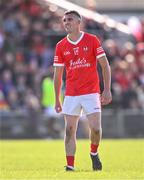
[53,63,65,66]
[97,53,106,59]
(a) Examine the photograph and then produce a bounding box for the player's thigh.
[64,115,79,132]
[62,96,81,116]
[81,93,101,115]
[87,112,101,130]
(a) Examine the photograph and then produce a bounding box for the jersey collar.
[67,31,84,45]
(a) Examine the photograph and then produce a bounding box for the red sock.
[66,156,74,167]
[91,144,99,154]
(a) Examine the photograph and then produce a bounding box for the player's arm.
[54,66,64,113]
[98,56,112,105]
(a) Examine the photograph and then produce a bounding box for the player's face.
[62,14,80,33]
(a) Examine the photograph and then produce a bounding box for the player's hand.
[55,101,62,113]
[101,89,112,106]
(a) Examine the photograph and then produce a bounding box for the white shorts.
[62,93,101,116]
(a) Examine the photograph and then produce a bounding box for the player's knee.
[91,128,101,136]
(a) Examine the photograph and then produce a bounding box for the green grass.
[0,139,144,180]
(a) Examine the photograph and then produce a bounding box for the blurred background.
[0,0,144,139]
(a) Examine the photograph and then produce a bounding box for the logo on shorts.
[94,107,100,110]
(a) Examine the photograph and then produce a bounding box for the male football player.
[53,10,112,171]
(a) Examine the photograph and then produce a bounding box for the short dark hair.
[64,10,82,20]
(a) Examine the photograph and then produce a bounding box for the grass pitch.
[0,139,144,179]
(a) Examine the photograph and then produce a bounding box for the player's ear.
[78,19,81,24]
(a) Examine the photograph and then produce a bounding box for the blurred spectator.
[40,71,55,116]
[0,29,5,49]
[40,66,63,116]
[0,90,9,111]
[7,88,20,110]
[122,81,140,109]
[103,39,120,63]
[40,67,63,138]
[0,69,15,97]
[137,85,144,109]
[25,88,40,111]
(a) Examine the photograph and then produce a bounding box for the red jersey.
[53,32,106,96]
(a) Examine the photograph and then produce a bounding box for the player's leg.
[87,112,102,149]
[87,112,102,170]
[64,115,79,170]
[81,93,102,170]
[62,96,81,170]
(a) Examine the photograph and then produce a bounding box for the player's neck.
[68,31,82,42]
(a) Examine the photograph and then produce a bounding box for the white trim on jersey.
[97,53,106,59]
[67,31,84,45]
[54,56,58,62]
[53,63,65,66]
[97,47,104,53]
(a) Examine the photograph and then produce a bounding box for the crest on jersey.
[73,47,79,55]
[64,51,71,56]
